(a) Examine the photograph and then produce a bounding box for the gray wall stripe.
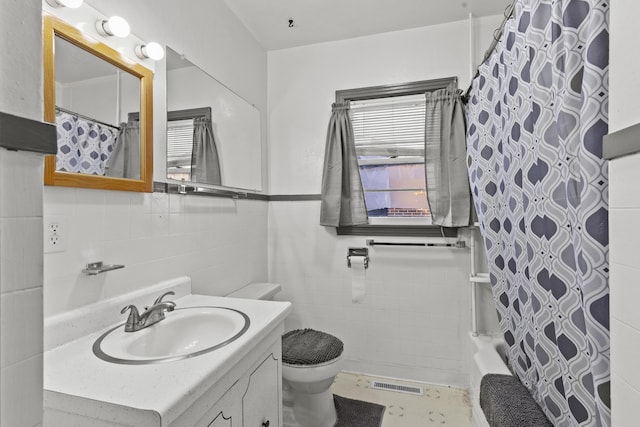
[0,112,57,154]
[153,183,319,202]
[268,194,322,201]
[604,122,640,160]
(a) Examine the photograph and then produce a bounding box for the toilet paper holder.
[347,247,369,269]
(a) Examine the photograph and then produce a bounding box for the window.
[165,107,211,182]
[336,77,457,234]
[167,119,194,181]
[351,94,429,219]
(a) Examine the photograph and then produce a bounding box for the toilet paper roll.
[350,256,367,303]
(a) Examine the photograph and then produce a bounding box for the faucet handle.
[121,305,141,332]
[153,290,176,305]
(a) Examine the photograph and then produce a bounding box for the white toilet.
[228,283,344,427]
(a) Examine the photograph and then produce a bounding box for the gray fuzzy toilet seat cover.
[282,329,344,365]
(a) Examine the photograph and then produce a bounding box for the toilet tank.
[226,282,282,300]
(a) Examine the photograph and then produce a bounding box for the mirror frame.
[43,15,154,192]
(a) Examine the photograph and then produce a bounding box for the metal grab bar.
[365,239,466,248]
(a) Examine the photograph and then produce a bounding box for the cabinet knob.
[262,421,270,427]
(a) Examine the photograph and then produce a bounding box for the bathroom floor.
[284,371,472,427]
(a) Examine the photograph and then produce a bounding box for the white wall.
[608,0,640,423]
[267,17,502,386]
[0,0,46,425]
[43,0,269,316]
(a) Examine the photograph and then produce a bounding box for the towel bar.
[365,239,466,248]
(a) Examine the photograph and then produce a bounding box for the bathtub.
[469,333,512,427]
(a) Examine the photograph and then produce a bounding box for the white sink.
[93,306,250,364]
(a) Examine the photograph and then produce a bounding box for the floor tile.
[284,371,471,427]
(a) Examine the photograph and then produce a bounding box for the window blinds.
[350,94,425,158]
[166,119,194,167]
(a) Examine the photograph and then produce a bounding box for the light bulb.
[96,16,130,38]
[46,0,83,8]
[135,42,164,61]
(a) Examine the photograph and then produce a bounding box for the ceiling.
[223,0,513,51]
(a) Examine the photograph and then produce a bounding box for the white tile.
[611,319,640,391]
[72,188,105,219]
[151,192,170,214]
[0,150,44,218]
[169,193,184,214]
[45,272,108,316]
[104,191,132,216]
[1,288,43,368]
[43,186,75,217]
[612,373,640,427]
[129,213,153,239]
[141,192,154,214]
[1,217,43,293]
[103,214,133,242]
[0,355,43,427]
[129,193,147,214]
[609,208,640,269]
[609,154,640,209]
[151,213,170,237]
[610,263,640,331]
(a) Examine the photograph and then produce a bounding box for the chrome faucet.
[120,291,177,332]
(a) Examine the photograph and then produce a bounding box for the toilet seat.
[282,328,344,366]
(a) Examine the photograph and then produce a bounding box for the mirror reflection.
[165,47,262,190]
[54,36,141,179]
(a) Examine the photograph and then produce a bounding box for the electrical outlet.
[44,217,66,253]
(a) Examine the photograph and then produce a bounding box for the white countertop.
[44,292,291,426]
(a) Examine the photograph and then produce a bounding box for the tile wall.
[609,0,640,423]
[0,0,46,424]
[609,153,640,423]
[43,188,268,316]
[0,149,46,427]
[269,201,486,386]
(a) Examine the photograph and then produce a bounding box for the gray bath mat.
[334,394,385,427]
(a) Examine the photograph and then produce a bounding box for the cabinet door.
[243,354,279,427]
[207,412,232,427]
[196,380,242,427]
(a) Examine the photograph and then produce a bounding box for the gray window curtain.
[424,88,471,227]
[190,117,221,185]
[105,121,140,179]
[320,102,368,227]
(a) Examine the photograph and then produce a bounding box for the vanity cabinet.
[195,349,281,427]
[243,354,280,427]
[208,413,232,427]
[43,285,291,427]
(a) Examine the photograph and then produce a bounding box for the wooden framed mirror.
[43,15,153,192]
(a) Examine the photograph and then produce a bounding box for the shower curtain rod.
[463,0,517,101]
[55,106,121,130]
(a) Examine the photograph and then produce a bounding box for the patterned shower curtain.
[55,110,118,175]
[465,0,609,426]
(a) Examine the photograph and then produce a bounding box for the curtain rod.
[55,106,121,131]
[463,0,517,101]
